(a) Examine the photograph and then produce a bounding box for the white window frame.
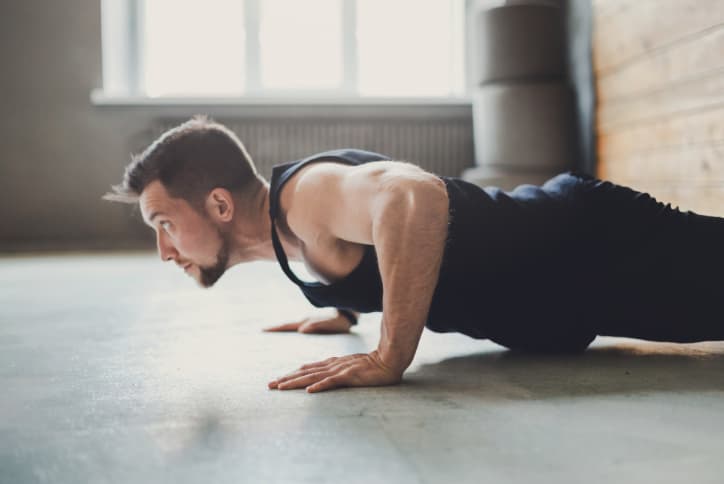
[93,0,470,106]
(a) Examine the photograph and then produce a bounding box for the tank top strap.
[269,214,311,286]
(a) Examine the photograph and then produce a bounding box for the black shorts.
[488,170,724,352]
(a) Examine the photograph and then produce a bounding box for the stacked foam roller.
[463,0,576,190]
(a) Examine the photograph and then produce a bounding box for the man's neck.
[227,184,302,266]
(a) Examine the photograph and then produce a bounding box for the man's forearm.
[372,177,449,372]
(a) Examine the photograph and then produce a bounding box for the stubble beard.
[198,229,231,288]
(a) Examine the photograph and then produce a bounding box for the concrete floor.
[1,252,723,484]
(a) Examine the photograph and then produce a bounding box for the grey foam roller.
[471,81,577,170]
[468,0,565,85]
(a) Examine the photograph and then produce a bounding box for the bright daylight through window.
[101,0,465,99]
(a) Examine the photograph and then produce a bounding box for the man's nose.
[157,231,178,262]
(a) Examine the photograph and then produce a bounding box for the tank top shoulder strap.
[268,148,392,287]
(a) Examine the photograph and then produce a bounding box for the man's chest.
[298,235,367,285]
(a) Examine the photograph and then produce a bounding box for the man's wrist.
[376,343,414,373]
[337,308,358,326]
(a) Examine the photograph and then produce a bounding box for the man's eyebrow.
[148,211,167,224]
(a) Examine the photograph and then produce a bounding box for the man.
[104,116,724,393]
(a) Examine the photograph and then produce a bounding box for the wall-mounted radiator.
[145,116,475,179]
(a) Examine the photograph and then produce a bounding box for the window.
[99,0,466,100]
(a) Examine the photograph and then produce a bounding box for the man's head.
[103,115,265,288]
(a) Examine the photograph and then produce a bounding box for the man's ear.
[206,188,234,223]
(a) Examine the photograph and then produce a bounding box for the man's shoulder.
[286,160,445,244]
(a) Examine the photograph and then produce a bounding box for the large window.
[100,0,466,100]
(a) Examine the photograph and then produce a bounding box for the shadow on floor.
[403,342,724,399]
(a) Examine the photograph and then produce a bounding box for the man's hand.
[262,313,352,334]
[267,349,403,393]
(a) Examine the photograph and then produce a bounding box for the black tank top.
[269,148,593,340]
[269,149,389,313]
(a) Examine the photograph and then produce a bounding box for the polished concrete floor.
[1,252,723,484]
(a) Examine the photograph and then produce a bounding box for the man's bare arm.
[268,161,449,392]
[368,172,449,371]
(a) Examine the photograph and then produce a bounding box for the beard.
[197,229,231,288]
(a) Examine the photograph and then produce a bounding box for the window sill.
[90,89,473,107]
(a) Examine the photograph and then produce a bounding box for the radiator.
[147,117,475,179]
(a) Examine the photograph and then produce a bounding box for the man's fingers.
[264,315,352,334]
[299,322,332,333]
[299,320,350,334]
[306,374,347,393]
[274,371,330,390]
[268,369,328,389]
[272,360,339,384]
[270,369,314,388]
[262,321,302,332]
[269,358,343,388]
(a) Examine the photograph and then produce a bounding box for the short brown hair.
[102,115,263,212]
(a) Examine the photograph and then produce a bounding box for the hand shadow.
[402,340,724,400]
